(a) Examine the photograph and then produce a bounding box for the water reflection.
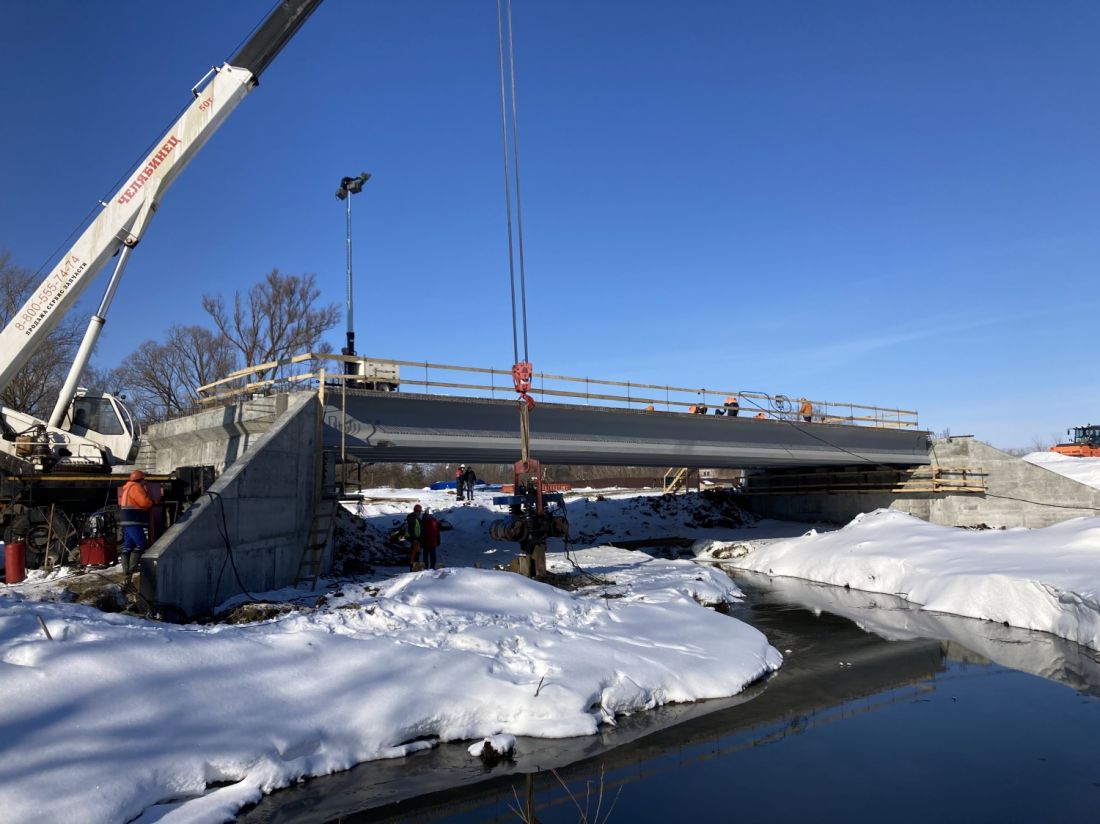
[240,573,1100,823]
[729,569,1100,698]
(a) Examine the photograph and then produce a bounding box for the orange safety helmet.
[128,470,146,481]
[725,396,737,404]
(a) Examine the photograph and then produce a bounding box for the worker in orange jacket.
[715,396,739,417]
[118,470,153,583]
[800,398,813,423]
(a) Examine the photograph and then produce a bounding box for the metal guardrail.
[196,353,921,430]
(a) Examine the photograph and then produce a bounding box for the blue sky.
[2,0,1098,448]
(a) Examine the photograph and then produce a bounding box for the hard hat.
[460,464,466,468]
[726,396,737,404]
[128,470,146,481]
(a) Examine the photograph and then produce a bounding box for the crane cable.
[496,0,535,457]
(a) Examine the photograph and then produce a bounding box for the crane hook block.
[512,361,533,394]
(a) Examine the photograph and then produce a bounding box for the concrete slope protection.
[323,391,930,469]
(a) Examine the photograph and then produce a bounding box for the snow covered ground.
[1023,450,1100,489]
[705,508,1100,652]
[7,482,1100,822]
[0,487,781,823]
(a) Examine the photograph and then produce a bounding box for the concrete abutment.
[744,436,1100,529]
[138,393,332,618]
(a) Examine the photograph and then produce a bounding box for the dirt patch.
[708,542,753,560]
[220,602,300,624]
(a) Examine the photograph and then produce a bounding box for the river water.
[240,570,1100,823]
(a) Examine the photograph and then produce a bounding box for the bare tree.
[0,249,83,419]
[202,269,339,376]
[114,325,237,422]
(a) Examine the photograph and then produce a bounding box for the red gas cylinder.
[79,537,118,567]
[5,540,27,584]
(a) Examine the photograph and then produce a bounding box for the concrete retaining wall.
[747,436,1100,529]
[136,395,289,474]
[139,393,326,618]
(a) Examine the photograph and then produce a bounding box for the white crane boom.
[0,0,323,473]
[0,65,253,395]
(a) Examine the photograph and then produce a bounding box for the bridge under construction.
[200,353,929,470]
[110,356,942,617]
[320,390,930,469]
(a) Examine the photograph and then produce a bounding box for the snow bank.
[715,508,1100,650]
[1023,451,1100,489]
[0,566,778,823]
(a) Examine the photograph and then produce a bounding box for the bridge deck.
[322,391,930,469]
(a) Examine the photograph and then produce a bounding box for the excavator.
[1050,425,1100,458]
[0,0,325,566]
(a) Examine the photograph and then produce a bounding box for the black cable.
[84,569,159,614]
[981,491,1100,512]
[926,439,1100,513]
[495,0,520,365]
[205,490,259,605]
[560,534,610,587]
[504,0,530,363]
[737,394,900,469]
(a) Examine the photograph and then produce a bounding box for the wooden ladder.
[663,467,690,493]
[296,496,338,590]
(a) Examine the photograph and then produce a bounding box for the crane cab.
[59,388,138,465]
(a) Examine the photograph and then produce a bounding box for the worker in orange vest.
[118,470,153,584]
[715,396,739,417]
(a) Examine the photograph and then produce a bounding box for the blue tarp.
[428,481,503,491]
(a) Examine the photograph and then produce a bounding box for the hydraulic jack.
[489,362,569,577]
[490,456,569,577]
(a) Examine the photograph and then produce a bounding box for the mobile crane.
[0,1,324,567]
[0,0,324,478]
